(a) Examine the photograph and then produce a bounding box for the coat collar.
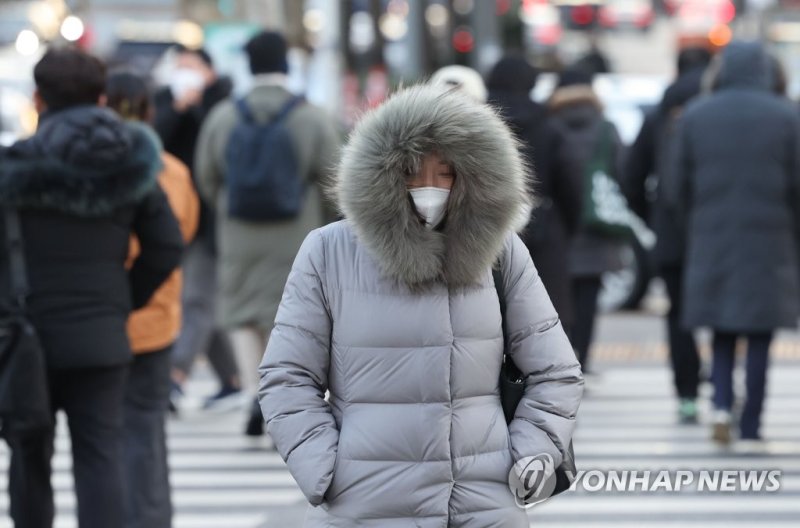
[334,85,531,290]
[0,107,161,217]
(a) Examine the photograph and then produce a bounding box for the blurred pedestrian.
[195,31,341,437]
[623,47,712,423]
[488,54,582,334]
[666,42,800,447]
[153,45,241,411]
[0,48,183,528]
[549,68,625,373]
[107,70,200,528]
[430,64,488,102]
[259,84,583,525]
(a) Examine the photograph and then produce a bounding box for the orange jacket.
[127,152,199,353]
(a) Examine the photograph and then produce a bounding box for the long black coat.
[154,77,232,244]
[489,91,581,329]
[667,43,800,332]
[624,67,705,268]
[0,106,184,368]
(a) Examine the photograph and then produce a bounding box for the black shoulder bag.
[0,208,52,439]
[493,266,576,497]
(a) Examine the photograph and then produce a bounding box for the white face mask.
[409,187,450,229]
[169,68,205,100]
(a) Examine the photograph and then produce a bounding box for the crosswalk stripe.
[2,357,799,526]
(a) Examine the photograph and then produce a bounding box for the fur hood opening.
[334,84,532,289]
[0,106,161,217]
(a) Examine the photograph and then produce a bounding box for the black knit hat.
[557,68,593,88]
[486,54,538,94]
[244,31,288,75]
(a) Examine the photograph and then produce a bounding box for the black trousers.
[7,366,128,528]
[571,276,602,371]
[661,265,701,399]
[124,348,173,528]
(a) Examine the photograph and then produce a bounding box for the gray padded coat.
[259,86,584,527]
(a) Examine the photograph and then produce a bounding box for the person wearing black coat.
[665,41,800,447]
[623,47,712,423]
[549,68,625,373]
[487,55,582,332]
[153,46,241,408]
[0,49,183,528]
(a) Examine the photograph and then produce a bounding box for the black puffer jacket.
[624,67,706,267]
[154,77,232,244]
[0,106,184,368]
[666,42,800,332]
[490,90,581,328]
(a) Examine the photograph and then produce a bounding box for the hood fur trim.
[0,121,161,217]
[549,85,602,112]
[334,84,532,289]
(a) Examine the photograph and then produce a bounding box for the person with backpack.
[487,54,583,337]
[259,83,583,525]
[107,70,200,528]
[548,68,625,374]
[0,48,183,528]
[665,42,800,449]
[195,30,341,437]
[623,47,712,424]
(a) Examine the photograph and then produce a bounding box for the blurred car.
[534,73,669,311]
[764,6,800,99]
[521,0,564,54]
[599,0,656,32]
[674,0,736,49]
[553,0,605,31]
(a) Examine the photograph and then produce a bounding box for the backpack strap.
[235,96,304,125]
[235,98,257,124]
[272,96,305,124]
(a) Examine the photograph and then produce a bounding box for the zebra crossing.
[2,354,800,527]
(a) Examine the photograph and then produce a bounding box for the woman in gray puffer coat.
[259,85,584,527]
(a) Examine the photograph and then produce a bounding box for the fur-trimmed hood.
[549,85,602,113]
[0,106,161,217]
[334,84,531,289]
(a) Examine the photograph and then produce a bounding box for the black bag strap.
[492,267,506,333]
[493,255,525,384]
[3,208,29,310]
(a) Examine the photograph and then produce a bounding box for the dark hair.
[244,31,288,75]
[173,44,214,68]
[33,47,107,111]
[486,54,538,94]
[106,70,152,121]
[677,47,713,75]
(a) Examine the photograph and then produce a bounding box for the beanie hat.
[557,68,593,88]
[430,65,488,103]
[244,31,288,75]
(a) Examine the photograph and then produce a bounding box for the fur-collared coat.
[0,106,184,368]
[259,86,583,526]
